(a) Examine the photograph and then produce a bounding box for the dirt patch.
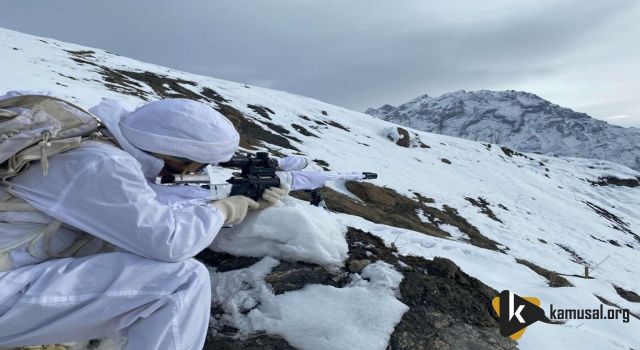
[205,332,295,350]
[116,69,205,100]
[214,103,300,152]
[291,182,502,252]
[515,259,573,287]
[556,243,587,266]
[413,192,435,204]
[263,121,290,134]
[614,285,640,303]
[345,227,403,268]
[201,87,229,103]
[247,104,274,120]
[291,123,319,138]
[325,120,350,132]
[584,201,639,243]
[465,197,503,223]
[258,121,302,144]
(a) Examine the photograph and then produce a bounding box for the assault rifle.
[157,152,377,205]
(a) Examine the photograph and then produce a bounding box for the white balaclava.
[120,98,239,163]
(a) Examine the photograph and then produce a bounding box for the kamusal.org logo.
[492,290,631,340]
[549,304,630,323]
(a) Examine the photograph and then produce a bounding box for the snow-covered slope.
[1,27,639,350]
[366,90,640,171]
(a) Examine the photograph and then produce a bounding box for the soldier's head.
[120,98,239,174]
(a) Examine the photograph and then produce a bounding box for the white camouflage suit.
[0,97,244,349]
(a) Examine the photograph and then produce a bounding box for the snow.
[335,214,640,349]
[383,126,400,141]
[210,256,280,332]
[353,260,404,295]
[210,257,408,350]
[210,197,348,268]
[249,283,408,350]
[2,26,640,349]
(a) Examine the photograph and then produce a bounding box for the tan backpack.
[0,95,101,181]
[0,95,105,271]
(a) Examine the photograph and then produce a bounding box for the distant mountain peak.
[367,90,640,170]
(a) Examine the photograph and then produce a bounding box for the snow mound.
[351,260,404,294]
[249,284,408,350]
[209,198,348,267]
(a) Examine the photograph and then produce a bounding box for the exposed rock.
[390,256,516,350]
[515,259,573,287]
[265,261,346,294]
[348,259,371,273]
[588,176,640,188]
[396,127,411,147]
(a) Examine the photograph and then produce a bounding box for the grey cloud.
[0,0,638,126]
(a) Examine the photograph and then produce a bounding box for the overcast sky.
[1,0,639,126]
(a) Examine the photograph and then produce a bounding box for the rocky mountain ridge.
[366,90,640,171]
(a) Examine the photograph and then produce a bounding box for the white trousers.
[0,253,211,350]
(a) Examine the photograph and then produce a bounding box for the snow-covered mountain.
[366,90,640,171]
[1,27,640,350]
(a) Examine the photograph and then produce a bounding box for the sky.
[1,0,639,127]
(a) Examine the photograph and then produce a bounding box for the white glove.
[211,196,260,225]
[257,184,290,209]
[276,155,309,171]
